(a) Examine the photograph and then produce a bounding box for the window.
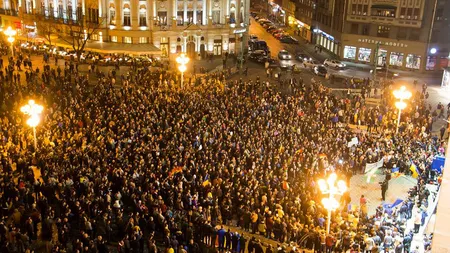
[197,11,202,25]
[389,52,404,67]
[406,54,421,69]
[187,11,193,24]
[139,11,146,26]
[358,48,371,62]
[377,26,390,38]
[400,8,406,18]
[123,9,131,26]
[343,46,356,60]
[110,9,116,24]
[110,36,118,42]
[58,3,63,18]
[87,8,99,23]
[212,10,220,24]
[139,37,148,44]
[413,8,420,19]
[361,24,370,36]
[407,8,412,19]
[363,5,368,15]
[230,11,236,24]
[352,4,357,14]
[397,28,407,40]
[123,37,132,43]
[160,37,169,57]
[409,29,420,41]
[177,11,184,25]
[350,24,358,34]
[157,11,167,25]
[67,5,73,20]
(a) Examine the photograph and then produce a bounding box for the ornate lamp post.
[393,86,412,134]
[4,26,17,57]
[318,173,347,235]
[176,53,189,89]
[20,100,43,150]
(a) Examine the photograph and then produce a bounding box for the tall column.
[149,0,154,29]
[235,0,240,25]
[171,0,176,27]
[202,0,206,25]
[115,0,121,26]
[225,0,229,24]
[183,0,186,24]
[206,0,211,27]
[193,0,196,24]
[131,0,138,29]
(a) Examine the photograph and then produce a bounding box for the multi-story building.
[342,0,436,72]
[427,0,450,71]
[0,0,250,59]
[311,0,346,56]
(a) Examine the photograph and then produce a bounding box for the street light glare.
[178,64,187,73]
[395,101,407,110]
[327,172,337,185]
[27,116,40,127]
[337,180,347,193]
[318,179,327,192]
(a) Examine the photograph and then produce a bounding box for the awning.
[371,4,397,9]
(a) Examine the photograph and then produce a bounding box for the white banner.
[364,158,384,174]
[347,137,359,148]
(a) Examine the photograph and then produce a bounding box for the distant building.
[282,0,450,72]
[0,0,250,58]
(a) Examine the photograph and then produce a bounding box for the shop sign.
[233,28,246,34]
[358,38,408,48]
[313,29,334,41]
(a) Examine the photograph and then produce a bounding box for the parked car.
[278,50,292,60]
[249,34,258,40]
[295,53,309,62]
[324,59,346,68]
[262,23,273,29]
[371,67,399,79]
[270,28,284,35]
[274,33,289,40]
[303,59,321,69]
[314,65,328,76]
[280,36,299,44]
[258,19,271,24]
[250,12,258,17]
[266,26,278,32]
[254,16,261,21]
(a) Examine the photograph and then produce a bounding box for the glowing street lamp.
[20,100,43,150]
[4,26,17,57]
[176,53,189,89]
[318,173,347,235]
[393,86,412,134]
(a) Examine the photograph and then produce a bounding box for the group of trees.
[29,1,104,61]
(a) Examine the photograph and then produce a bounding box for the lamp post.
[4,26,17,57]
[20,100,43,150]
[176,53,189,90]
[393,86,412,134]
[318,173,347,235]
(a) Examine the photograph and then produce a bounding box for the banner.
[347,137,359,148]
[364,158,384,174]
[431,156,445,173]
[410,163,419,179]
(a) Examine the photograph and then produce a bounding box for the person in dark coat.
[239,233,247,253]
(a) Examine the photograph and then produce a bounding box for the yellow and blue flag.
[409,163,420,178]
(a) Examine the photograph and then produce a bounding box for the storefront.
[427,56,449,71]
[390,52,404,67]
[287,15,311,42]
[313,28,339,55]
[358,48,371,62]
[340,34,428,72]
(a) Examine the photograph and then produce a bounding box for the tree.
[57,2,104,61]
[35,15,58,46]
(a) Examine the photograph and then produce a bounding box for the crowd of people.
[0,52,443,253]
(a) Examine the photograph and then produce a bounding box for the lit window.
[139,37,148,44]
[123,37,132,43]
[111,36,118,42]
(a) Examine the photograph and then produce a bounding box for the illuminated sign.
[357,38,408,48]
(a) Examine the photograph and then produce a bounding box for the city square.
[0,0,448,253]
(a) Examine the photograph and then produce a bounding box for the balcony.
[0,8,18,16]
[346,14,422,28]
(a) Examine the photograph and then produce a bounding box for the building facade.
[341,0,436,72]
[0,0,250,58]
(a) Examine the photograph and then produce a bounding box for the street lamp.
[20,100,43,150]
[176,53,189,89]
[393,86,412,134]
[318,173,347,235]
[4,26,17,57]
